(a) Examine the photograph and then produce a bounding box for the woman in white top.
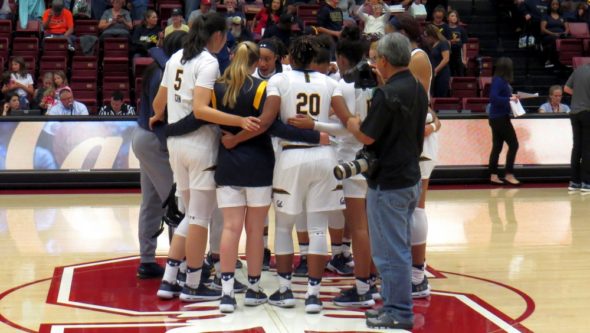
[150,12,259,303]
[387,14,441,299]
[1,57,34,108]
[356,0,391,39]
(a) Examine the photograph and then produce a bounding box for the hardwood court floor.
[0,186,588,333]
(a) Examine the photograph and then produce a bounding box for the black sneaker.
[412,276,431,298]
[333,287,375,307]
[304,294,323,314]
[177,270,186,287]
[293,256,308,277]
[212,276,248,293]
[179,283,222,302]
[369,285,381,300]
[137,262,164,279]
[244,287,268,306]
[262,248,271,271]
[365,308,382,318]
[219,293,237,313]
[568,181,582,192]
[268,288,296,308]
[342,253,354,268]
[326,254,353,276]
[156,280,182,299]
[366,312,413,330]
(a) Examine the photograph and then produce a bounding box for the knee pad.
[307,212,329,255]
[174,217,189,238]
[411,208,428,246]
[209,207,223,253]
[187,190,216,228]
[274,212,296,255]
[328,210,345,229]
[295,212,307,233]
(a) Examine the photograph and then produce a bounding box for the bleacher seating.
[432,97,462,112]
[42,38,69,58]
[556,39,583,67]
[572,57,590,69]
[462,97,489,113]
[451,77,478,98]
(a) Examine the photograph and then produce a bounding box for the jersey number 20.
[296,93,320,116]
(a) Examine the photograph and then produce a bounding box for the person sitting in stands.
[98,0,133,39]
[98,90,135,115]
[32,72,56,114]
[165,8,189,37]
[2,92,22,116]
[538,85,571,113]
[46,89,89,115]
[42,0,76,51]
[131,9,162,58]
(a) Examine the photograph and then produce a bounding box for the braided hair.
[289,35,320,70]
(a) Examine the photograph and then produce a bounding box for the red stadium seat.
[102,37,129,57]
[462,97,489,113]
[572,56,590,69]
[569,22,590,39]
[75,20,100,36]
[431,97,462,112]
[15,20,40,37]
[133,57,154,79]
[72,56,98,78]
[39,56,67,76]
[556,39,583,66]
[0,37,8,62]
[11,37,39,58]
[0,19,12,39]
[451,77,478,98]
[103,57,129,77]
[102,77,130,103]
[465,37,479,60]
[71,77,98,93]
[478,56,493,76]
[42,37,68,57]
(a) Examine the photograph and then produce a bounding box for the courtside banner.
[0,120,139,171]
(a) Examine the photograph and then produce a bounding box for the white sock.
[356,278,370,295]
[342,238,352,257]
[264,235,269,249]
[179,260,187,274]
[186,267,202,288]
[331,244,343,257]
[300,243,309,256]
[412,266,425,285]
[307,278,321,297]
[278,273,292,292]
[221,274,235,296]
[163,259,181,284]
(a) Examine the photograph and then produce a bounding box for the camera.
[341,59,378,89]
[333,149,378,180]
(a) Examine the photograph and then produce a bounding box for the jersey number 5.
[173,69,183,91]
[296,93,320,116]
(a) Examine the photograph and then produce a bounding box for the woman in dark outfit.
[488,57,520,186]
[423,24,450,98]
[540,0,569,68]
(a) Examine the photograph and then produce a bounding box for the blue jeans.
[367,182,420,324]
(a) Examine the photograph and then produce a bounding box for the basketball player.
[150,12,260,302]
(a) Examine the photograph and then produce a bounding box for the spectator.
[2,92,21,116]
[426,0,447,21]
[42,0,76,51]
[98,90,135,115]
[165,9,189,37]
[356,0,391,40]
[423,24,450,97]
[541,0,569,68]
[0,0,11,20]
[52,70,71,103]
[187,0,216,27]
[569,3,589,24]
[564,63,590,192]
[224,0,246,24]
[338,0,355,21]
[46,89,89,115]
[227,16,253,47]
[131,9,162,58]
[252,0,282,35]
[316,0,344,39]
[98,0,133,39]
[184,0,200,22]
[1,57,34,109]
[488,57,520,186]
[72,0,91,18]
[431,5,451,39]
[518,0,551,43]
[447,10,468,76]
[346,32,428,330]
[129,0,148,21]
[262,12,298,48]
[91,0,107,20]
[32,72,56,114]
[539,85,571,113]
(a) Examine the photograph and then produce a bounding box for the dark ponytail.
[143,31,188,93]
[182,12,227,64]
[289,35,319,69]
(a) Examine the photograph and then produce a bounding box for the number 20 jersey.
[266,69,342,146]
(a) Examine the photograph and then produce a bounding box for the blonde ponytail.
[219,41,260,109]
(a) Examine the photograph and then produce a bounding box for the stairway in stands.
[449,0,571,97]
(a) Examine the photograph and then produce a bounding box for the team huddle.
[146,11,439,327]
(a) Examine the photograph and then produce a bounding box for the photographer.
[346,32,428,330]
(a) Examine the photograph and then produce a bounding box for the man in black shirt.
[347,32,428,330]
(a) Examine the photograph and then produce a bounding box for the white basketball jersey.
[161,48,220,146]
[411,48,432,101]
[335,79,372,153]
[266,70,342,146]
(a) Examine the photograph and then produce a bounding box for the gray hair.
[376,33,411,68]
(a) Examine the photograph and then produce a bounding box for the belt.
[282,144,318,151]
